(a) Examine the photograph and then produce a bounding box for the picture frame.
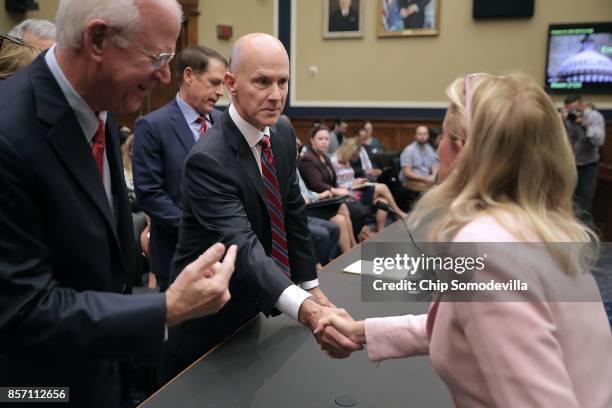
[377,0,440,37]
[324,0,364,39]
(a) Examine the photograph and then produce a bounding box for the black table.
[141,222,451,407]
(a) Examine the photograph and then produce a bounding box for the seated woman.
[298,168,357,255]
[316,73,612,407]
[299,124,372,241]
[332,137,407,232]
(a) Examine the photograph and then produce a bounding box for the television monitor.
[545,22,612,94]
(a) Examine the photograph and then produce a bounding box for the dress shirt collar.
[44,44,107,142]
[228,103,270,148]
[175,93,210,125]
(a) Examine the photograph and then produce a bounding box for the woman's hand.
[352,178,367,188]
[331,187,351,197]
[315,308,366,346]
[318,190,333,200]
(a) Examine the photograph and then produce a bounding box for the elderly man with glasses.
[0,1,237,406]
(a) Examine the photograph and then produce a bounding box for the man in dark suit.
[399,0,431,29]
[0,1,235,406]
[165,33,361,378]
[133,45,227,291]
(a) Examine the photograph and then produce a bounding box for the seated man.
[351,127,383,181]
[399,125,438,192]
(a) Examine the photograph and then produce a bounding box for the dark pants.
[575,162,598,225]
[308,216,340,264]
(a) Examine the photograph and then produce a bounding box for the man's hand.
[315,308,366,346]
[165,243,237,327]
[307,286,333,307]
[298,298,363,358]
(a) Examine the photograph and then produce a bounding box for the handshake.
[163,242,366,358]
[298,288,366,359]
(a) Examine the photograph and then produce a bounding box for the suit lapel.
[32,56,118,241]
[222,111,268,209]
[169,100,196,153]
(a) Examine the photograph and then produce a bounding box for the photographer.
[562,95,606,223]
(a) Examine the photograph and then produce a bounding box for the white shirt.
[228,104,319,321]
[44,45,112,208]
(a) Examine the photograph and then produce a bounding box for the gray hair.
[55,0,182,50]
[8,19,56,40]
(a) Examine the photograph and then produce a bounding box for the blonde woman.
[333,137,407,231]
[317,73,612,407]
[0,35,40,80]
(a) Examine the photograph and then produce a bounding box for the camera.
[567,108,583,124]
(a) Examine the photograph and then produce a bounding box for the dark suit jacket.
[168,110,317,361]
[298,148,338,193]
[133,99,221,282]
[0,54,166,407]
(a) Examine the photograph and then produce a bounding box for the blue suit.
[132,99,221,290]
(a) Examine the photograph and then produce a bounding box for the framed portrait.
[324,0,364,39]
[377,0,440,37]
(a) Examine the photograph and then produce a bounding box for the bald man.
[165,33,360,379]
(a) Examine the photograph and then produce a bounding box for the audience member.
[165,33,361,381]
[297,164,357,254]
[133,45,227,292]
[351,127,383,180]
[363,121,384,152]
[329,117,348,154]
[399,125,438,191]
[299,124,372,239]
[333,138,407,231]
[0,1,236,406]
[316,73,612,407]
[8,18,56,50]
[562,95,606,224]
[0,34,41,80]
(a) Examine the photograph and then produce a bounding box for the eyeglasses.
[131,45,175,70]
[111,32,175,70]
[0,34,25,52]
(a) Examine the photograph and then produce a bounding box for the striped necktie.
[259,134,291,277]
[195,115,208,139]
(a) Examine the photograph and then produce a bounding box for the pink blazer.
[365,215,612,407]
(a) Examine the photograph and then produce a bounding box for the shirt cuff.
[275,285,312,321]
[300,279,319,290]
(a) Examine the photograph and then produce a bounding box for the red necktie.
[92,119,105,179]
[196,116,208,139]
[259,135,291,277]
